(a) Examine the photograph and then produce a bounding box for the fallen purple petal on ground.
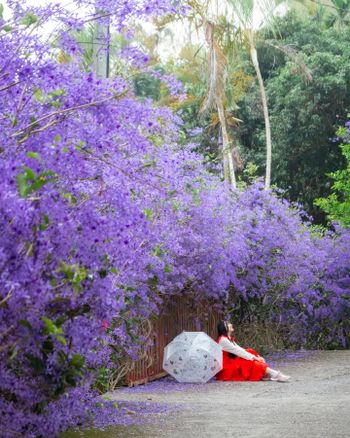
[117,375,220,394]
[266,350,316,368]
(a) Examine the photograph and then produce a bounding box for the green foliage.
[133,73,161,100]
[34,87,67,108]
[158,43,223,169]
[56,261,89,293]
[53,351,86,397]
[236,13,350,222]
[19,316,87,407]
[16,166,56,198]
[315,126,350,227]
[158,11,350,221]
[237,161,259,189]
[20,12,38,27]
[26,151,41,161]
[39,214,50,231]
[42,316,67,345]
[152,244,163,258]
[93,367,111,393]
[144,207,154,221]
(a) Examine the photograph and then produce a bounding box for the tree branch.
[0,80,21,92]
[0,288,13,307]
[12,91,127,142]
[0,325,14,339]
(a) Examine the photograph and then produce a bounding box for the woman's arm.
[219,337,256,361]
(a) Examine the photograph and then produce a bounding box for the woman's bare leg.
[265,367,279,379]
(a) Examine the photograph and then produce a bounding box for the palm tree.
[201,20,243,187]
[306,0,350,29]
[328,0,350,27]
[226,0,284,190]
[294,0,350,28]
[186,0,244,188]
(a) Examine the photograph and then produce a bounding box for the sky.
[3,0,288,61]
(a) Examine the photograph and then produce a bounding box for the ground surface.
[62,350,350,438]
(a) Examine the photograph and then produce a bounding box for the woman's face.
[227,322,233,333]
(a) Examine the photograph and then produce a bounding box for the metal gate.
[125,296,222,386]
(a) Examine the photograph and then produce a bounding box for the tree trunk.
[93,14,110,79]
[250,45,272,190]
[217,100,236,188]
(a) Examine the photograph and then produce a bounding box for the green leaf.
[172,200,180,211]
[144,208,153,221]
[56,335,67,345]
[42,316,57,334]
[98,269,108,279]
[42,339,54,354]
[58,350,68,364]
[0,4,4,19]
[70,353,85,369]
[54,134,61,143]
[42,316,63,336]
[49,88,66,97]
[16,168,55,198]
[23,166,35,180]
[18,319,33,330]
[34,89,45,103]
[57,261,88,293]
[64,372,77,386]
[21,12,38,27]
[55,316,66,327]
[61,192,77,205]
[141,159,156,168]
[16,172,31,198]
[39,214,50,231]
[26,151,41,161]
[30,171,56,192]
[148,276,158,288]
[9,346,18,360]
[26,353,45,373]
[152,245,163,258]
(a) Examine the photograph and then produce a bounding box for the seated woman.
[216,320,290,382]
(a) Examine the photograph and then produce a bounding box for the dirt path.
[63,350,350,438]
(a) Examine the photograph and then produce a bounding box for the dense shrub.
[0,1,349,436]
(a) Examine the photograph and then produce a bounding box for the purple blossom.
[0,1,350,437]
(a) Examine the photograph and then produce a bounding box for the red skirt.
[216,348,267,381]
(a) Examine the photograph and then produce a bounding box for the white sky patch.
[148,1,289,61]
[2,0,288,61]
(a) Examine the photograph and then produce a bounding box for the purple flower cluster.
[0,1,349,437]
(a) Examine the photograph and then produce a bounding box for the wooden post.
[93,8,110,78]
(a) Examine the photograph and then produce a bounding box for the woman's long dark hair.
[217,320,236,358]
[217,320,228,337]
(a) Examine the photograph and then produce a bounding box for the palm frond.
[201,20,227,114]
[227,0,255,28]
[264,40,313,83]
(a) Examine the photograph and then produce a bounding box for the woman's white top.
[218,336,256,361]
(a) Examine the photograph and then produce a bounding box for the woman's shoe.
[276,372,291,382]
[270,371,291,382]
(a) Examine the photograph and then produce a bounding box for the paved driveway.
[62,350,350,438]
